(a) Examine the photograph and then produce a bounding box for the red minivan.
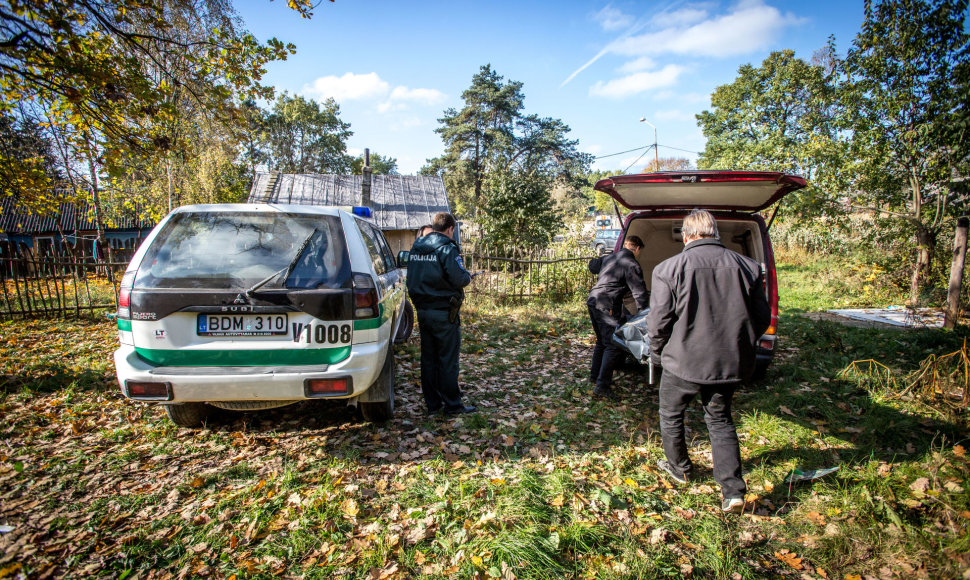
[594,170,808,376]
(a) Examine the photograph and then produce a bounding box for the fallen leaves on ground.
[0,305,967,579]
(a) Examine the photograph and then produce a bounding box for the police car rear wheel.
[361,351,395,422]
[394,300,414,344]
[165,402,210,428]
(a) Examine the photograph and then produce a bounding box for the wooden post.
[945,216,969,329]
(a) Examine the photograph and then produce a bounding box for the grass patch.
[0,257,968,578]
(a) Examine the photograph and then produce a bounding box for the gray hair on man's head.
[681,208,719,240]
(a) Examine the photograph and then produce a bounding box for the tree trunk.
[909,225,936,305]
[82,135,113,267]
[945,217,969,329]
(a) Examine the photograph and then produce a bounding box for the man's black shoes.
[592,387,619,401]
[657,459,689,485]
[443,405,477,415]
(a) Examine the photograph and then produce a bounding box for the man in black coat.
[406,212,475,416]
[586,235,650,400]
[648,209,771,514]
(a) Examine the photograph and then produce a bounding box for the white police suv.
[113,204,409,427]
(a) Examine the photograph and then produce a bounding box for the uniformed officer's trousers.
[416,308,463,412]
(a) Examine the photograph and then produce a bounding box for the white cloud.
[610,1,804,58]
[388,86,446,104]
[303,72,389,103]
[580,1,803,98]
[590,64,684,98]
[651,6,710,28]
[377,86,446,113]
[594,4,633,31]
[618,56,656,73]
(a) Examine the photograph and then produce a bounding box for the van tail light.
[353,274,379,319]
[761,242,779,352]
[305,377,352,397]
[118,271,135,319]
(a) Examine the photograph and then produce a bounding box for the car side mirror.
[397,250,410,268]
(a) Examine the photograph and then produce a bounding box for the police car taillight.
[118,271,135,319]
[304,377,351,397]
[352,274,379,318]
[124,380,172,401]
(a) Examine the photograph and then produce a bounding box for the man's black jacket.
[586,247,650,316]
[406,232,471,310]
[647,238,771,384]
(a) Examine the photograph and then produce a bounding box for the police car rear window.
[133,212,350,290]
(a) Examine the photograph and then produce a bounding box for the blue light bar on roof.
[352,206,372,218]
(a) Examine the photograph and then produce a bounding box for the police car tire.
[394,300,414,344]
[361,350,395,422]
[596,244,606,256]
[165,402,210,428]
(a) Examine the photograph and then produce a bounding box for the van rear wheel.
[361,351,395,422]
[164,402,210,428]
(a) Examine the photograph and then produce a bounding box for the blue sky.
[235,0,864,175]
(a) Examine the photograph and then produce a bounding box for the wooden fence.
[0,256,125,319]
[0,245,601,319]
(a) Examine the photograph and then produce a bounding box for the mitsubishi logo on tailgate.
[233,293,248,305]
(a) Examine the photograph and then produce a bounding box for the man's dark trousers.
[416,308,463,412]
[588,305,625,389]
[658,371,746,500]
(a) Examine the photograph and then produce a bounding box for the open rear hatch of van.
[594,170,808,381]
[593,171,807,212]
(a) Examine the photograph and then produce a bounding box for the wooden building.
[0,199,155,264]
[248,172,452,254]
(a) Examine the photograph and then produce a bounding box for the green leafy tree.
[696,49,843,214]
[841,0,969,303]
[0,0,306,239]
[580,168,618,215]
[479,169,562,248]
[640,157,693,173]
[0,106,65,211]
[0,0,295,164]
[426,64,591,220]
[351,152,399,175]
[428,64,523,215]
[109,108,252,222]
[263,93,353,174]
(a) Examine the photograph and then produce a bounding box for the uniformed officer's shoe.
[426,406,443,417]
[443,405,477,415]
[592,387,619,401]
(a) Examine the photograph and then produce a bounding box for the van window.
[133,212,350,290]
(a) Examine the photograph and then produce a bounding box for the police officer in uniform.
[406,212,476,415]
[586,235,650,400]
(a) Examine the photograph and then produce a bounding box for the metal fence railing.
[462,243,597,302]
